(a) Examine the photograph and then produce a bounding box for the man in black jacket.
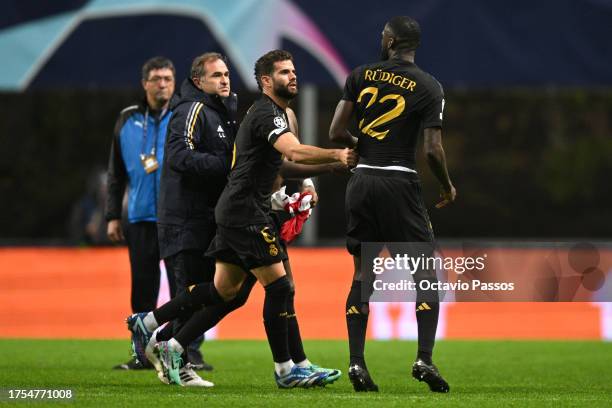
[153,53,237,386]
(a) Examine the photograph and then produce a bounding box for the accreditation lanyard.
[140,109,157,159]
[140,108,162,174]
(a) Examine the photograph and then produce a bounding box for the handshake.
[338,148,359,168]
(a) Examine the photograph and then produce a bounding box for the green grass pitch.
[1,339,610,407]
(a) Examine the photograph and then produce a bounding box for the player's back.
[343,58,444,171]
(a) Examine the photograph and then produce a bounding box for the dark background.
[3,0,611,87]
[1,0,611,243]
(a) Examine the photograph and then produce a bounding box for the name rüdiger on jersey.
[364,69,417,91]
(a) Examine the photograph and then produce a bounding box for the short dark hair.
[386,16,421,51]
[253,50,293,91]
[141,56,175,81]
[190,52,226,79]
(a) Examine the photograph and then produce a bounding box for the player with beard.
[127,50,356,388]
[329,16,455,393]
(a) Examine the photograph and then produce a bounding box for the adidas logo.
[346,306,360,315]
[416,302,431,311]
[217,125,226,138]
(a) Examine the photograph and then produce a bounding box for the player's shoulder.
[413,65,444,93]
[251,95,285,119]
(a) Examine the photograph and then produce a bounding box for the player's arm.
[273,132,356,165]
[329,100,358,148]
[286,107,299,139]
[330,67,361,147]
[424,127,456,208]
[282,107,347,178]
[279,160,345,179]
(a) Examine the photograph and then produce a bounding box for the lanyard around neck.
[140,108,160,160]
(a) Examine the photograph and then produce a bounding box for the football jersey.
[343,57,444,169]
[215,95,291,227]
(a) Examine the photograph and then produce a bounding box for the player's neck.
[263,90,289,110]
[390,50,415,63]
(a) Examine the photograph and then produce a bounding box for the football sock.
[414,271,440,365]
[346,280,369,369]
[286,290,307,364]
[153,282,223,324]
[415,301,439,365]
[174,310,210,350]
[295,359,312,368]
[143,312,158,332]
[168,338,184,354]
[263,275,292,363]
[174,277,257,348]
[274,360,294,376]
[188,282,225,305]
[155,322,173,342]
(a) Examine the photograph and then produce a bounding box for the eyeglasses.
[147,76,174,84]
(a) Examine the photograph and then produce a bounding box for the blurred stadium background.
[1,0,611,342]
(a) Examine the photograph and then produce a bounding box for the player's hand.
[303,186,319,207]
[338,148,358,168]
[107,219,125,243]
[435,185,456,209]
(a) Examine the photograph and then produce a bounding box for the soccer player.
[268,107,346,379]
[329,16,455,393]
[129,50,356,388]
[141,108,343,387]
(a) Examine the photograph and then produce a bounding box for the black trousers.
[125,221,176,313]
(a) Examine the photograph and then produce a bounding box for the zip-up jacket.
[157,78,238,258]
[105,100,171,223]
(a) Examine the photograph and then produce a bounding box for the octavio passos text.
[370,254,515,291]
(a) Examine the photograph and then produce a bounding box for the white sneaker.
[179,363,214,387]
[145,327,169,384]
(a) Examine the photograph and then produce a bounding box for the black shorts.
[270,211,289,262]
[206,222,286,270]
[345,167,434,255]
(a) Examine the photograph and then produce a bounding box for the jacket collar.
[173,78,237,119]
[139,97,172,120]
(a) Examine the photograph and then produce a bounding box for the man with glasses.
[105,56,177,370]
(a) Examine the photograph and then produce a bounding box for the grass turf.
[0,339,610,407]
